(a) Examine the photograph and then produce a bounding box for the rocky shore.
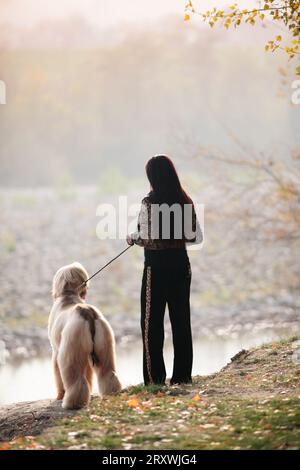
[1,187,300,365]
[1,292,300,365]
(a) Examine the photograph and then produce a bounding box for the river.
[0,330,289,405]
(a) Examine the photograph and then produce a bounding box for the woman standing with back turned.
[127,155,202,386]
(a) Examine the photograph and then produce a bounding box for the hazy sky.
[0,0,253,28]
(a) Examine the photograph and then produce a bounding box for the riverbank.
[2,291,300,365]
[1,336,299,450]
[1,186,300,365]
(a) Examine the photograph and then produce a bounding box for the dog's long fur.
[48,262,122,409]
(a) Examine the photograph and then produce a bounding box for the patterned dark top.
[131,196,203,250]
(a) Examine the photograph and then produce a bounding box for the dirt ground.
[1,336,299,450]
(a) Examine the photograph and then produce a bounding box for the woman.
[127,155,202,386]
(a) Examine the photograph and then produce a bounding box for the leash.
[82,244,133,286]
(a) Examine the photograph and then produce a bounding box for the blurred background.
[0,0,299,404]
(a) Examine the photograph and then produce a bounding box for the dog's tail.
[90,311,122,396]
[75,304,122,396]
[76,304,100,366]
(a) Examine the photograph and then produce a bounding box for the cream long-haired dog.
[48,262,122,409]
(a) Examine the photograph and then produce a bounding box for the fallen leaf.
[89,414,100,421]
[26,443,37,449]
[127,398,140,408]
[192,394,202,402]
[0,443,10,450]
[200,423,216,429]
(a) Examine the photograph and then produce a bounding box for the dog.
[48,262,122,409]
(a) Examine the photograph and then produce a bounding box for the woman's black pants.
[140,253,193,386]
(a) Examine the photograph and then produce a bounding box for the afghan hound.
[48,262,122,409]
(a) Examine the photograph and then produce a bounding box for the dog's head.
[52,262,89,299]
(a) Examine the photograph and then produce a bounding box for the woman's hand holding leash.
[126,235,134,246]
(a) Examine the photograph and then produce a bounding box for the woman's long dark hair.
[145,155,192,206]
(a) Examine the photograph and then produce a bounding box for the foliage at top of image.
[184,0,300,74]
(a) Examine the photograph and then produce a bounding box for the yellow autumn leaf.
[127,398,140,408]
[192,394,202,402]
[27,442,37,449]
[277,35,282,42]
[184,14,190,22]
[0,442,11,450]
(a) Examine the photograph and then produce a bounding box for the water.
[0,331,286,405]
